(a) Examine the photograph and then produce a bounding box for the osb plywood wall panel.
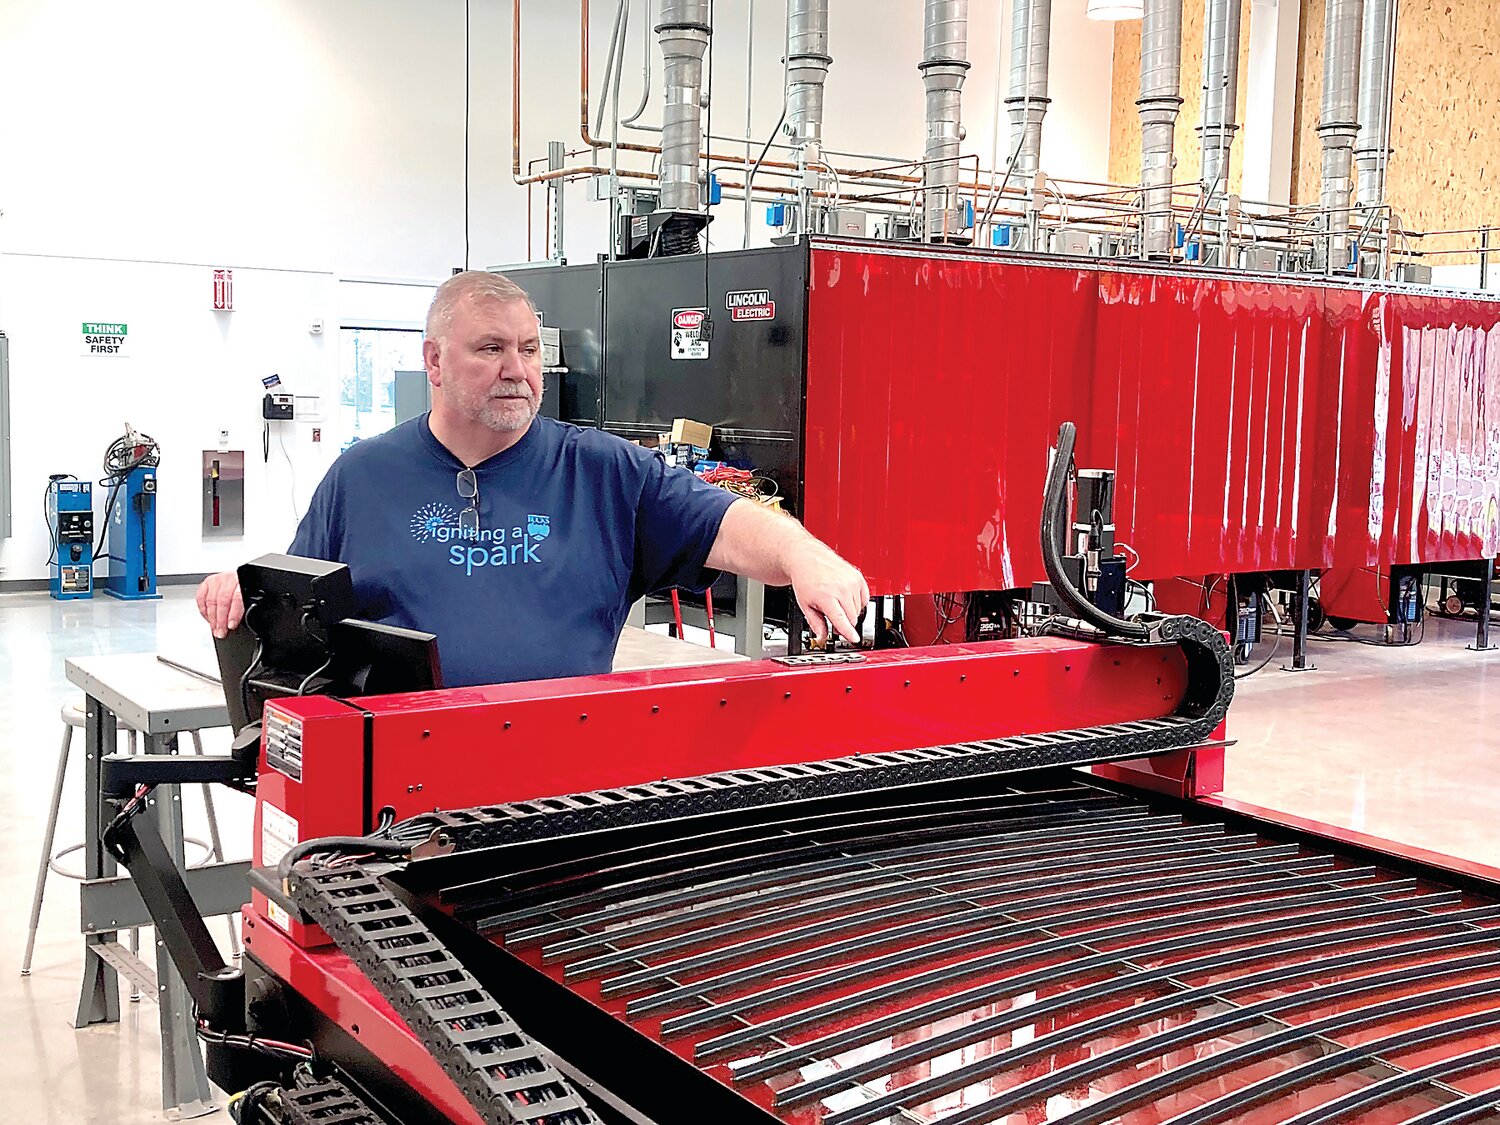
[1289,0,1323,208]
[1108,23,1142,185]
[1110,21,1140,185]
[1292,0,1497,252]
[1106,1,1253,195]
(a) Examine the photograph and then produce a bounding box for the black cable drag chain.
[289,865,603,1125]
[282,1073,386,1125]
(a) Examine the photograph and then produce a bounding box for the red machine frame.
[237,635,1500,1124]
[243,635,1218,1123]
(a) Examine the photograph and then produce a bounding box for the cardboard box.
[670,418,714,449]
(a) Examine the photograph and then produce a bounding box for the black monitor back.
[330,619,441,697]
[214,554,442,739]
[239,553,355,669]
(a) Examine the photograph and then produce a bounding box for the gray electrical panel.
[0,333,10,539]
[393,369,431,427]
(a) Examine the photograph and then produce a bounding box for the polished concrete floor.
[1,587,1497,1121]
[1,589,248,1123]
[1223,613,1500,867]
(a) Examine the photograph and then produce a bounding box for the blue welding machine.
[46,477,94,600]
[105,466,159,599]
[101,428,162,600]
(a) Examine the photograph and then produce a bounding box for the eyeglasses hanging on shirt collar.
[457,468,480,536]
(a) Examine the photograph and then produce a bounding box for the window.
[339,327,424,441]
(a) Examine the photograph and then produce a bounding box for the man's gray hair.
[425,271,537,340]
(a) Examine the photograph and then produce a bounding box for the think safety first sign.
[82,322,129,357]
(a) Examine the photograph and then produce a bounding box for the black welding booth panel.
[522,263,605,429]
[508,245,809,516]
[601,245,808,513]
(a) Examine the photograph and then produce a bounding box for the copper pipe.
[527,164,658,185]
[581,0,660,158]
[716,178,836,201]
[513,0,528,178]
[511,2,653,186]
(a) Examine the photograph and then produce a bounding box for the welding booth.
[526,237,1500,642]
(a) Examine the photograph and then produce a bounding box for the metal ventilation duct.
[656,0,711,212]
[1319,0,1364,265]
[1355,0,1395,210]
[1198,0,1241,206]
[785,0,832,163]
[1138,0,1184,257]
[921,0,971,242]
[1005,0,1051,184]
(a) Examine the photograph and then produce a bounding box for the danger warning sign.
[671,307,709,360]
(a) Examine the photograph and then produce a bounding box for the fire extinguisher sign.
[213,268,234,311]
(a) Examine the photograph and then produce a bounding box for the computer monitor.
[329,618,442,697]
[214,554,442,742]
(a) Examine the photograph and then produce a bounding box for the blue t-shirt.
[289,415,737,687]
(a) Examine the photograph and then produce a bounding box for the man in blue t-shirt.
[196,271,868,688]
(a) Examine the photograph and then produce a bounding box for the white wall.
[5,258,338,579]
[0,0,1113,582]
[1432,265,1500,294]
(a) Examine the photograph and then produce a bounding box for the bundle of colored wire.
[196,1017,313,1061]
[697,465,752,485]
[698,465,758,500]
[697,464,780,503]
[95,427,161,556]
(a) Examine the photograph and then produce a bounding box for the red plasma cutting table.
[94,428,1500,1125]
[198,603,1500,1125]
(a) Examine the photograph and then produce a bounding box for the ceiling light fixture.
[1086,0,1145,19]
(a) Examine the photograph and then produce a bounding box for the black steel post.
[1283,570,1316,672]
[1474,560,1495,652]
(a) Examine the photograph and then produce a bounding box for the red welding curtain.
[802,245,1500,594]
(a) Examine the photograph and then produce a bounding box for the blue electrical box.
[707,172,722,207]
[765,202,787,227]
[47,479,94,600]
[105,466,160,600]
[991,225,1013,248]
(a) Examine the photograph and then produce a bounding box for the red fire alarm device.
[213,269,234,311]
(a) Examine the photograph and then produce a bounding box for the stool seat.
[60,699,86,728]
